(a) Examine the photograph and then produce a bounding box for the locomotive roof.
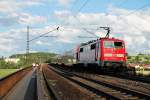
[80,37,123,46]
[100,37,123,41]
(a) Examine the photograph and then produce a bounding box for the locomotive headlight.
[104,53,112,57]
[116,54,124,57]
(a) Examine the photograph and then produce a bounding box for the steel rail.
[42,68,62,100]
[49,65,150,99]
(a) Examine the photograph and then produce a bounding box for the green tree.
[135,56,140,63]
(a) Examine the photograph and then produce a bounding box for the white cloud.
[0,0,44,13]
[58,0,71,6]
[0,12,47,26]
[0,4,150,55]
[0,28,27,54]
[53,7,150,54]
[0,16,19,26]
[18,13,47,25]
[0,0,48,27]
[36,40,52,46]
[0,37,16,52]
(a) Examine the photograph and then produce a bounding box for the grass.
[0,69,18,78]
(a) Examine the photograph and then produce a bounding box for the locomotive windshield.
[104,41,114,48]
[104,41,123,48]
[114,42,123,48]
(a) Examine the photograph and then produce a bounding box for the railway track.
[50,64,150,94]
[49,64,150,100]
[50,63,150,84]
[42,64,98,100]
[109,73,150,83]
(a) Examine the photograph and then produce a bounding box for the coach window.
[91,43,96,50]
[80,48,83,52]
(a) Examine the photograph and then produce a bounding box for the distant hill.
[0,52,58,69]
[10,52,57,64]
[10,52,57,58]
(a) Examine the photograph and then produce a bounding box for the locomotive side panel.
[78,41,99,65]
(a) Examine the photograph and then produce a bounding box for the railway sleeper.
[70,76,140,100]
[49,66,141,100]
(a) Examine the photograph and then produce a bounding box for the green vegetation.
[50,55,75,64]
[0,69,18,78]
[0,52,57,78]
[0,52,57,69]
[12,52,57,65]
[0,60,20,69]
[127,54,150,64]
[127,53,150,76]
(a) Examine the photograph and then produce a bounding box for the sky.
[0,0,150,56]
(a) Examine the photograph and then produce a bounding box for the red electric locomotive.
[75,27,126,70]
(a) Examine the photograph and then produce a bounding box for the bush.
[0,60,18,69]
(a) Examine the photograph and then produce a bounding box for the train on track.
[74,27,127,71]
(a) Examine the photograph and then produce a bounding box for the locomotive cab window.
[114,42,123,48]
[104,41,114,48]
[91,43,96,50]
[80,48,83,52]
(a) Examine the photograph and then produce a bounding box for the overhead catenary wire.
[70,0,99,38]
[56,0,98,38]
[42,35,58,37]
[72,14,99,38]
[117,2,150,33]
[77,0,89,12]
[59,1,150,39]
[56,0,81,26]
[29,27,59,42]
[98,1,150,35]
[70,0,79,11]
[126,2,150,16]
[125,1,150,29]
[56,0,99,38]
